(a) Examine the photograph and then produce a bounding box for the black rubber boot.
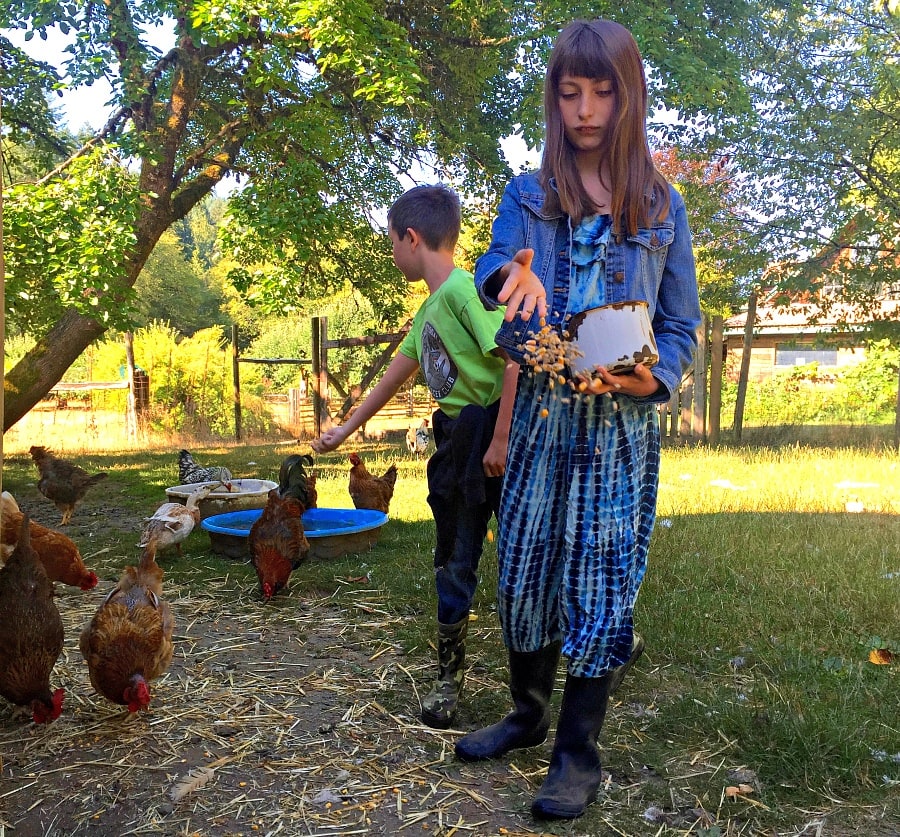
[420,617,468,729]
[530,673,612,820]
[455,642,561,761]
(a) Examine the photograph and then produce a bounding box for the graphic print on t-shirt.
[421,321,457,399]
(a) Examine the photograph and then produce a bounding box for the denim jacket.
[475,172,701,404]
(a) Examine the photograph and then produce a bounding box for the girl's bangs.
[555,34,614,83]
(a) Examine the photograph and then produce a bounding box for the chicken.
[406,418,430,458]
[178,449,233,487]
[79,541,175,712]
[29,445,108,525]
[249,489,310,601]
[1,491,98,590]
[138,484,215,556]
[0,514,65,724]
[277,453,317,508]
[348,452,397,514]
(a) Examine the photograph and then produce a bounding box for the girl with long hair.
[454,19,701,821]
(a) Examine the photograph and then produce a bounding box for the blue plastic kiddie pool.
[201,507,388,560]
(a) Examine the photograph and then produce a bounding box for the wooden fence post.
[679,380,693,440]
[232,324,242,441]
[708,315,724,445]
[733,292,758,441]
[311,316,329,438]
[692,316,708,442]
[894,364,900,450]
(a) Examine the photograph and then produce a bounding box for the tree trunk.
[3,39,238,432]
[3,311,107,429]
[1,99,6,498]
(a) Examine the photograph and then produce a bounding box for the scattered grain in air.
[326,802,332,809]
[239,781,247,787]
[540,408,550,418]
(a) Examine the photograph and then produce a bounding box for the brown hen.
[249,488,310,601]
[0,514,65,724]
[29,445,108,525]
[79,541,174,712]
[348,452,397,514]
[1,491,98,590]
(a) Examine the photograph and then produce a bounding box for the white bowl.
[567,300,659,375]
[165,479,278,520]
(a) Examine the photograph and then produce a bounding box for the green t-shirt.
[399,268,507,419]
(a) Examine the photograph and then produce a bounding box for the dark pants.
[427,402,503,625]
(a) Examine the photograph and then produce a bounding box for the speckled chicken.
[79,541,174,712]
[1,491,98,590]
[406,418,430,458]
[348,452,397,514]
[249,488,310,601]
[0,514,65,724]
[29,445,108,525]
[178,449,232,487]
[138,484,214,556]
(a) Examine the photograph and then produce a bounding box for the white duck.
[138,484,214,556]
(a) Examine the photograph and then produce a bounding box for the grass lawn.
[0,438,897,836]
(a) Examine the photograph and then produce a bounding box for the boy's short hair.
[387,184,461,251]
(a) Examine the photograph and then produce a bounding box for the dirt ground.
[2,441,897,837]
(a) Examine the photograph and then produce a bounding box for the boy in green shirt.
[312,184,518,728]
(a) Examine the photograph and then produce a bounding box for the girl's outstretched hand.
[579,363,660,398]
[498,249,547,322]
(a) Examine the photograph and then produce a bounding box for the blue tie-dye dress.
[497,214,660,678]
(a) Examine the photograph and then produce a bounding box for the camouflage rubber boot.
[420,617,469,729]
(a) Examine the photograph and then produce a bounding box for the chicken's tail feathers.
[382,463,399,487]
[86,472,109,487]
[13,513,33,553]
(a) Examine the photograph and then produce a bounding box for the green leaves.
[3,145,140,335]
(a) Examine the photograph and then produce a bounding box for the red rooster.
[0,514,65,723]
[249,488,310,601]
[79,541,174,712]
